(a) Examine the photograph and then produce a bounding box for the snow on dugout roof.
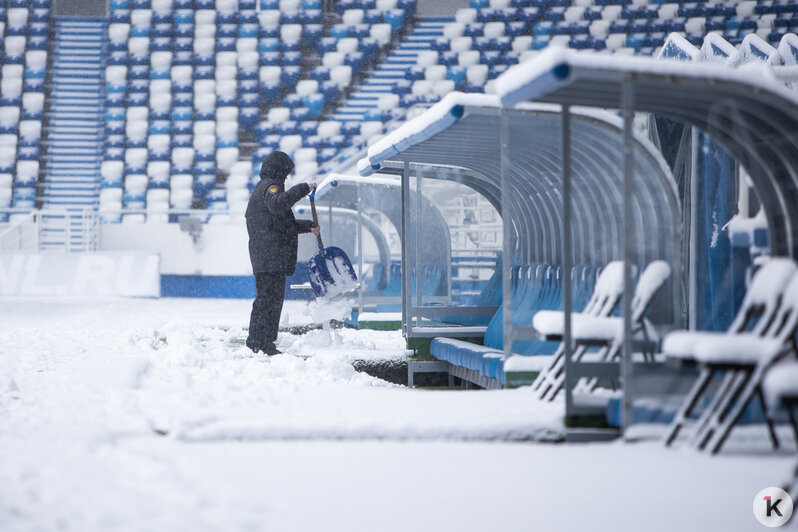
[357,94,678,266]
[495,46,798,258]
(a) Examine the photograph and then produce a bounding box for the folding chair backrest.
[583,260,628,317]
[631,260,672,322]
[762,271,798,343]
[729,258,798,335]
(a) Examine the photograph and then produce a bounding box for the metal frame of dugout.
[494,47,798,434]
[312,174,453,316]
[360,93,681,427]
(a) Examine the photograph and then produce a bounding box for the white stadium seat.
[216,148,239,173]
[258,10,281,26]
[337,37,359,54]
[322,52,345,68]
[458,51,480,66]
[317,121,341,138]
[483,22,505,39]
[267,107,290,123]
[296,79,319,97]
[216,107,238,123]
[450,36,473,53]
[330,65,352,87]
[416,50,439,67]
[370,24,392,46]
[443,22,465,39]
[455,8,476,24]
[424,65,446,81]
[259,66,281,83]
[342,9,364,26]
[467,64,488,83]
[195,9,216,25]
[512,35,532,52]
[236,38,258,54]
[131,9,152,27]
[279,134,303,153]
[108,23,130,43]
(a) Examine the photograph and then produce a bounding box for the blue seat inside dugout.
[431,264,599,385]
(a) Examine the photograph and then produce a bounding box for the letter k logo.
[754,488,793,527]
[765,496,784,518]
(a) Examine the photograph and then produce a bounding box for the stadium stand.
[0,0,50,224]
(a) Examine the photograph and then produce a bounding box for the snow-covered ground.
[0,297,794,531]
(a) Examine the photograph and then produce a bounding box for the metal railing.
[0,209,101,252]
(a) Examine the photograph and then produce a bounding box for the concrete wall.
[417,0,468,17]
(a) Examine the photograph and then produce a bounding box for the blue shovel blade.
[307,246,358,298]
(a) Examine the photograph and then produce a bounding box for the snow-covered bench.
[663,258,798,453]
[532,261,672,401]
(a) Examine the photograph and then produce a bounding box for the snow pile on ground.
[0,297,794,531]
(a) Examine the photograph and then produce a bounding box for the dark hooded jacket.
[246,151,315,274]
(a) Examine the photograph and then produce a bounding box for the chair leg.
[696,370,749,451]
[758,387,781,451]
[709,370,776,455]
[664,366,713,447]
[532,346,563,397]
[788,402,798,449]
[689,371,739,447]
[544,344,594,402]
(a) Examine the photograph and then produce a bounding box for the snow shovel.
[307,187,358,298]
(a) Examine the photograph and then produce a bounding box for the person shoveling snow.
[245,150,321,356]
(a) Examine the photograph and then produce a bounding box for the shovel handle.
[309,185,323,248]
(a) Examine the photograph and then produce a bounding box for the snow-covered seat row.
[664,258,798,453]
[0,0,50,215]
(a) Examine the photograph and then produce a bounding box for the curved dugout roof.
[496,46,798,258]
[358,93,679,267]
[313,173,451,292]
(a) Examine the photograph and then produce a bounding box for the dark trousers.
[247,272,286,352]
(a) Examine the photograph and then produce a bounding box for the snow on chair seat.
[663,258,798,362]
[664,259,798,453]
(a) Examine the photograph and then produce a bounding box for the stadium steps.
[41,19,106,251]
[329,19,451,122]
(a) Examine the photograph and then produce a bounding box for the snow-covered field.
[0,297,794,531]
